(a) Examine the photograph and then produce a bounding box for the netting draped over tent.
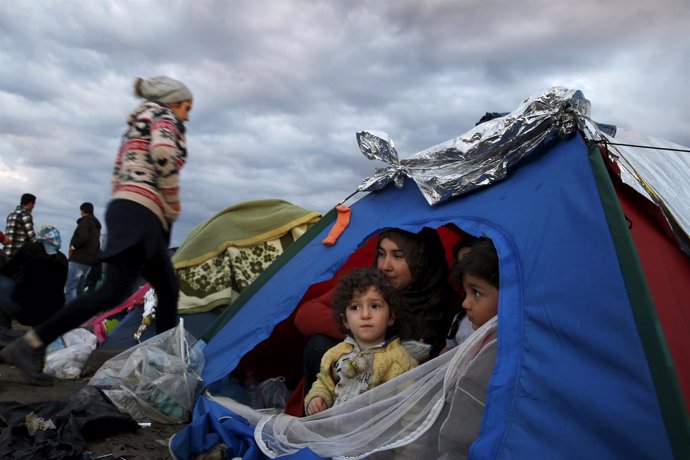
[206,317,497,459]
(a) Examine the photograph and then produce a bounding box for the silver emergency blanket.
[582,120,690,254]
[356,86,592,205]
[357,86,690,253]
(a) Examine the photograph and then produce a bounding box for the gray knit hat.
[135,76,193,104]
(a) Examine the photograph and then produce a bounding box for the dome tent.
[170,88,690,459]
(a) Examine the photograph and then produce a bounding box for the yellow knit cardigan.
[304,337,418,411]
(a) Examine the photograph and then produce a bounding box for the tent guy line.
[594,140,690,153]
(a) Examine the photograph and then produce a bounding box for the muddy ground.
[0,348,186,459]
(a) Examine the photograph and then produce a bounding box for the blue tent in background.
[170,88,690,459]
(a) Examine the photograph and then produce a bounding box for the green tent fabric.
[172,199,321,314]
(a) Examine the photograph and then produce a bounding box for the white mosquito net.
[205,316,498,460]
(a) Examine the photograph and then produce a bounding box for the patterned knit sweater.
[305,336,418,411]
[112,101,187,230]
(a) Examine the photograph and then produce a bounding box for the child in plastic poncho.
[437,237,500,457]
[304,267,418,416]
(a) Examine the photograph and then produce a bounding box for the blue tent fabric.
[176,134,675,458]
[170,397,264,460]
[170,397,322,460]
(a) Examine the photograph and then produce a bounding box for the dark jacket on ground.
[69,214,102,265]
[0,242,68,325]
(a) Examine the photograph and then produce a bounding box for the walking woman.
[1,76,193,385]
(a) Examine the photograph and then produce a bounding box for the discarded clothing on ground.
[0,385,139,460]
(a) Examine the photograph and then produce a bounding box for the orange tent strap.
[322,205,352,246]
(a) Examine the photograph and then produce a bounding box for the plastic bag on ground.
[89,321,205,424]
[44,328,98,379]
[257,376,291,410]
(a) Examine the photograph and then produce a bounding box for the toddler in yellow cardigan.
[305,267,418,416]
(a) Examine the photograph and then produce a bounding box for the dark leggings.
[34,199,179,346]
[0,275,20,328]
[35,251,178,345]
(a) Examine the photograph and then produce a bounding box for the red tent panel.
[616,184,690,410]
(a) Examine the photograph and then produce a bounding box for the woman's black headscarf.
[375,228,455,356]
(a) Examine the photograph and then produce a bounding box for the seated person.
[304,267,418,416]
[439,237,499,456]
[295,227,456,395]
[0,225,68,329]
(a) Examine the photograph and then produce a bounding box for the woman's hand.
[306,397,327,416]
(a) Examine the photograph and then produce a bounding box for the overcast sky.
[1,0,688,248]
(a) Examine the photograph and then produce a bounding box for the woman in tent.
[295,227,457,396]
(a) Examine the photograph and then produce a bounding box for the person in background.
[4,193,37,259]
[1,76,193,385]
[82,261,103,294]
[304,267,418,416]
[0,225,68,330]
[65,202,102,302]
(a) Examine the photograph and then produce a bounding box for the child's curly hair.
[332,267,402,335]
[453,238,499,288]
